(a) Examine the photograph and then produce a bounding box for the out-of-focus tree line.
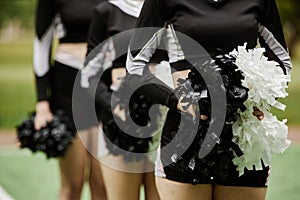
[0,0,299,55]
[0,0,36,29]
[276,0,300,57]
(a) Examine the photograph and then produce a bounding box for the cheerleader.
[33,0,107,199]
[125,0,292,199]
[81,0,160,199]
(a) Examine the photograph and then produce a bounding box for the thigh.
[143,171,160,200]
[89,155,105,184]
[58,136,86,186]
[78,126,99,157]
[89,155,107,200]
[100,159,143,200]
[155,177,212,200]
[214,185,267,200]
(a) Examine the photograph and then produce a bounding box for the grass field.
[0,147,91,200]
[0,144,299,200]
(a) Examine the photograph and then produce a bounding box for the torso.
[163,0,263,54]
[54,0,104,43]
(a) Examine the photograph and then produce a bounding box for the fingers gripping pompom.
[16,110,76,158]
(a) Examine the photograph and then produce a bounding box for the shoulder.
[95,1,120,12]
[259,0,278,10]
[94,1,114,14]
[92,1,115,19]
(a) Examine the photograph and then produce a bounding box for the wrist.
[36,100,51,113]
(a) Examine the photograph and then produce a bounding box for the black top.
[126,0,292,109]
[83,2,138,110]
[36,0,104,43]
[87,1,137,66]
[87,2,137,54]
[34,0,105,101]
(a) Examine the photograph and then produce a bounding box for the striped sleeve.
[125,0,179,109]
[258,0,292,76]
[33,0,56,101]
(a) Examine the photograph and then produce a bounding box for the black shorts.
[50,61,98,130]
[156,109,269,187]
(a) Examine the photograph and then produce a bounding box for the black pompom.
[103,80,159,162]
[16,110,76,158]
[163,114,239,182]
[166,51,248,180]
[176,51,248,123]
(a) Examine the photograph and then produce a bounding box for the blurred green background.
[0,0,299,129]
[0,0,299,199]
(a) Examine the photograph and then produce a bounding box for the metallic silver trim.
[258,23,292,75]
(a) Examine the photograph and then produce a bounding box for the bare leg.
[57,136,86,200]
[100,155,144,200]
[142,159,159,200]
[80,127,107,200]
[214,185,267,200]
[89,156,107,200]
[155,177,212,200]
[143,172,160,200]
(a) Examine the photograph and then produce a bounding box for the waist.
[55,43,87,69]
[57,43,87,58]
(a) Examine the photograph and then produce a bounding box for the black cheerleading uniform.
[34,0,105,130]
[126,0,292,186]
[82,0,160,161]
[84,1,138,117]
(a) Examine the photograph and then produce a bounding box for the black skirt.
[159,109,270,186]
[50,61,98,130]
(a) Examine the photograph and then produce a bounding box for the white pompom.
[231,43,291,176]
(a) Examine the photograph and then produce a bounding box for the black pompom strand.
[16,110,76,158]
[103,79,160,162]
[165,51,248,180]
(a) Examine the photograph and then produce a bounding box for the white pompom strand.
[231,43,291,176]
